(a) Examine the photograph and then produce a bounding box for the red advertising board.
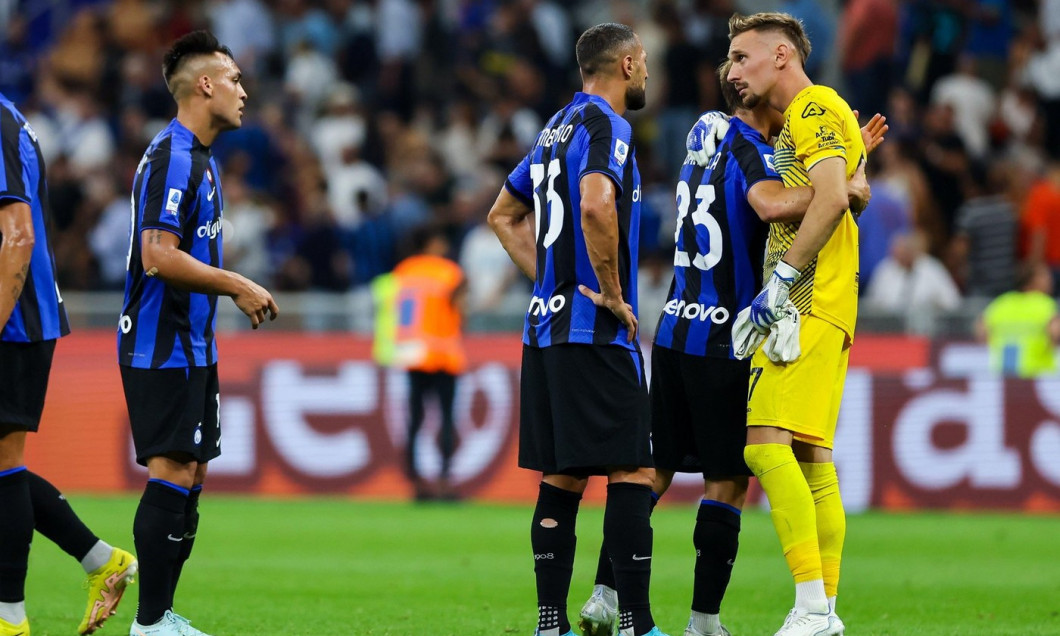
[24,331,1060,511]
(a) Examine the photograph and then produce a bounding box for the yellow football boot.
[0,616,29,636]
[79,547,138,635]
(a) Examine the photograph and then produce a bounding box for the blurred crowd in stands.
[3,0,1060,331]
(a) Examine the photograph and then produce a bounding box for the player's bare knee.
[704,476,749,508]
[542,473,588,494]
[146,453,199,488]
[0,428,27,469]
[607,465,654,487]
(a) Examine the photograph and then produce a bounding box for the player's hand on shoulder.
[232,275,279,329]
[578,284,638,342]
[686,110,731,167]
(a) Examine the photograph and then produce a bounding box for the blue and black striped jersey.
[653,117,781,358]
[0,94,69,343]
[119,119,224,369]
[504,92,641,351]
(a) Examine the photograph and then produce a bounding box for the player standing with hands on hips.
[489,22,669,636]
[119,31,277,636]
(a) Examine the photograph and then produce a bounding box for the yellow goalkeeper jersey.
[768,84,865,340]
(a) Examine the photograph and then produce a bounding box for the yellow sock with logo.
[801,461,845,600]
[744,443,825,604]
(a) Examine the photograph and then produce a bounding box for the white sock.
[0,601,26,624]
[80,540,113,573]
[688,610,721,634]
[794,579,829,614]
[828,595,837,613]
[593,583,618,608]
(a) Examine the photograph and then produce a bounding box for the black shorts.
[519,343,652,476]
[650,346,752,478]
[0,340,56,431]
[121,364,221,466]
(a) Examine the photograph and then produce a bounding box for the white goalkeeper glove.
[763,302,802,363]
[732,306,767,360]
[749,260,801,331]
[686,110,731,167]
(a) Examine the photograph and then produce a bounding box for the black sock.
[531,482,581,633]
[594,492,658,590]
[691,500,741,614]
[133,480,187,625]
[605,482,654,636]
[171,485,201,596]
[0,468,32,603]
[26,471,99,561]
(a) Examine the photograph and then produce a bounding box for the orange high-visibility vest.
[392,254,466,374]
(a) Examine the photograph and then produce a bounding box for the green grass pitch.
[22,495,1060,635]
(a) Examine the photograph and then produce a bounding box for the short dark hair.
[717,60,742,114]
[163,30,233,87]
[576,23,638,77]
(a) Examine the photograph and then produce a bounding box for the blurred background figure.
[977,263,1060,378]
[391,225,467,501]
[865,229,962,333]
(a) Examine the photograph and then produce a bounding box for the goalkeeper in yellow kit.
[725,12,866,636]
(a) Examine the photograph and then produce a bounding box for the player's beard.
[740,90,761,109]
[626,83,646,111]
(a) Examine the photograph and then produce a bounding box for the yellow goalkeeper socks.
[801,461,846,599]
[744,443,824,599]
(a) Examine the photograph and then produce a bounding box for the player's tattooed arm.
[140,227,278,328]
[0,200,35,327]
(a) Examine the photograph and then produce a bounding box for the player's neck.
[175,107,220,147]
[770,71,813,114]
[581,78,627,116]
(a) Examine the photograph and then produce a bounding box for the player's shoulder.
[790,85,851,122]
[580,99,631,139]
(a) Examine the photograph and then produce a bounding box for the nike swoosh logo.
[167,534,184,542]
[184,532,197,540]
[207,188,215,201]
[631,554,651,561]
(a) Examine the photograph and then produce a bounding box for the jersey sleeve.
[139,145,193,237]
[730,131,782,195]
[790,90,851,172]
[504,149,534,208]
[579,108,631,196]
[0,107,30,204]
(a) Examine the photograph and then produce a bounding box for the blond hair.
[728,12,812,66]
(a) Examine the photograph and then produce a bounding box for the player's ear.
[622,53,635,80]
[775,42,791,69]
[199,74,213,98]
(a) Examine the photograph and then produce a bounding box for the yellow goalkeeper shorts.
[746,314,850,449]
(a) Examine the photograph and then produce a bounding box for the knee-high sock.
[26,471,99,562]
[605,482,655,636]
[691,500,741,615]
[800,462,845,600]
[593,492,658,591]
[133,480,187,625]
[531,482,581,634]
[0,468,32,605]
[744,444,826,611]
[170,485,201,596]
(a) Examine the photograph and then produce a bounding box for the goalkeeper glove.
[749,260,801,331]
[686,111,730,167]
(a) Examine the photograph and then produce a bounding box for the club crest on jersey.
[614,139,629,166]
[165,188,183,216]
[801,102,826,118]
